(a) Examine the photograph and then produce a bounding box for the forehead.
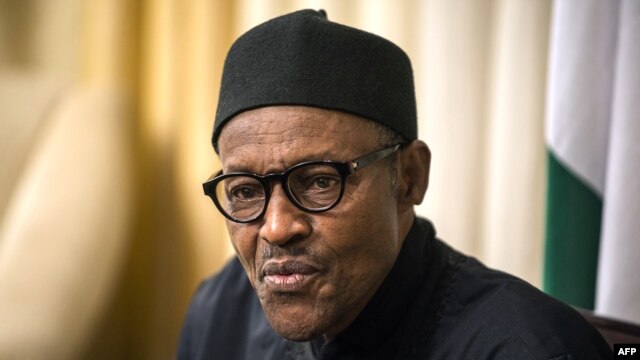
[217,106,379,171]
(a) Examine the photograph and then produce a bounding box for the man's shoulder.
[191,257,253,307]
[427,245,611,359]
[183,257,259,329]
[177,258,288,360]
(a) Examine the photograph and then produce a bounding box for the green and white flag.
[544,0,640,325]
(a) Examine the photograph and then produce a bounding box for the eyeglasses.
[203,144,402,223]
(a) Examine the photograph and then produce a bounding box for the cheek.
[340,186,399,268]
[227,224,259,280]
[320,188,398,261]
[342,180,397,236]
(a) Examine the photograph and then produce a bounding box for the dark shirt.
[177,217,612,359]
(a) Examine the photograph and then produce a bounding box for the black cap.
[212,9,417,151]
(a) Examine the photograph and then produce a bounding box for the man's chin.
[262,304,326,342]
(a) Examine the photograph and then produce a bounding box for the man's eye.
[314,177,330,188]
[231,186,260,200]
[311,176,338,189]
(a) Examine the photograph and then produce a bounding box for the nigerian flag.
[544,0,640,325]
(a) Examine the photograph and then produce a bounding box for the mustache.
[262,243,314,260]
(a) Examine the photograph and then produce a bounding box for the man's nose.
[259,184,311,246]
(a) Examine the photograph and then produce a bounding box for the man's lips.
[263,260,319,276]
[261,260,320,290]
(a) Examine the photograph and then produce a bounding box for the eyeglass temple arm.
[350,144,401,172]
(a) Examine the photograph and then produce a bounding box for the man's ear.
[396,140,431,210]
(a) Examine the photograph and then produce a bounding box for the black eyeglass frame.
[203,144,402,223]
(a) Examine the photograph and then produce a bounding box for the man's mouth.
[261,260,319,291]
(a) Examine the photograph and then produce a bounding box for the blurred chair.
[578,308,640,348]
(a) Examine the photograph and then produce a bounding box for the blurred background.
[0,0,637,359]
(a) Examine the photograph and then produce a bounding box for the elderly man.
[177,9,611,359]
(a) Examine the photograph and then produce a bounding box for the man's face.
[217,106,405,341]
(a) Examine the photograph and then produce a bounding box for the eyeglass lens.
[214,163,343,221]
